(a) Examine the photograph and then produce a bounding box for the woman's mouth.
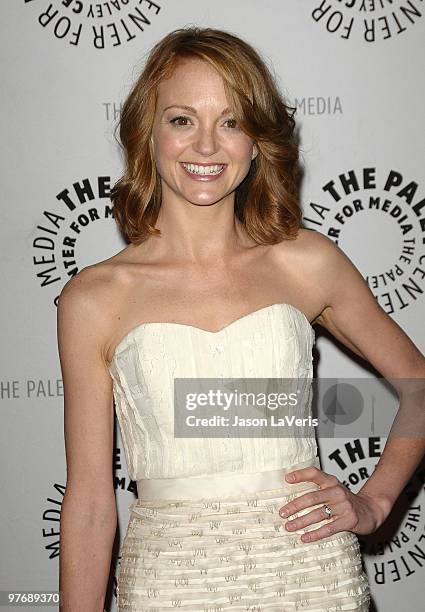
[180,162,227,181]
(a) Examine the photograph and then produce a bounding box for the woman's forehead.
[159,58,224,91]
[156,61,228,108]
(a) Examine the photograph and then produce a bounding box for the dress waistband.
[136,456,320,501]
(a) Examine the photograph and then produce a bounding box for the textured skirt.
[116,460,370,611]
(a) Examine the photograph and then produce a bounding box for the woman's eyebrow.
[162,105,231,115]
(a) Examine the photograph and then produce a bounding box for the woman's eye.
[168,116,238,129]
[224,118,238,129]
[169,116,191,126]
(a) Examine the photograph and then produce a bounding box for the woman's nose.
[192,125,218,156]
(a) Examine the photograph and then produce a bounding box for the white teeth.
[182,163,225,175]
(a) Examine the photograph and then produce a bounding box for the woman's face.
[151,57,257,208]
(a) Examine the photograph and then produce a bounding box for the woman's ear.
[251,144,258,160]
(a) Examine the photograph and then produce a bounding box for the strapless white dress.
[108,303,370,611]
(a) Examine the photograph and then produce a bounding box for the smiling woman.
[147,56,261,217]
[57,24,425,612]
[110,27,301,246]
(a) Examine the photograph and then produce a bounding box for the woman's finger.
[279,484,348,518]
[284,501,348,532]
[300,513,358,543]
[285,466,339,489]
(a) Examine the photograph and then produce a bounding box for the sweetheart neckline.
[108,302,315,369]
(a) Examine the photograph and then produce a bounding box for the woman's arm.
[277,230,425,539]
[57,268,117,612]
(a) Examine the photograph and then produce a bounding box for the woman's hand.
[278,465,393,543]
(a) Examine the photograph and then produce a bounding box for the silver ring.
[324,504,333,519]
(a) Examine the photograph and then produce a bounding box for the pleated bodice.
[108,302,317,480]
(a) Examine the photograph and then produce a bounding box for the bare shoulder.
[274,229,425,379]
[57,258,130,365]
[59,244,135,312]
[271,227,364,304]
[59,263,114,321]
[272,227,339,267]
[268,228,337,322]
[269,227,332,268]
[272,227,373,330]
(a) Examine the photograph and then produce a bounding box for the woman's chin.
[179,190,231,207]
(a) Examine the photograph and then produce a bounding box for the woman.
[57,27,425,611]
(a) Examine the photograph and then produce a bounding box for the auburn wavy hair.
[110,26,303,245]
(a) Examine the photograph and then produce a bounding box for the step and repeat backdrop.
[1,1,424,610]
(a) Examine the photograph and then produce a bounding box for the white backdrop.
[1,1,424,610]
